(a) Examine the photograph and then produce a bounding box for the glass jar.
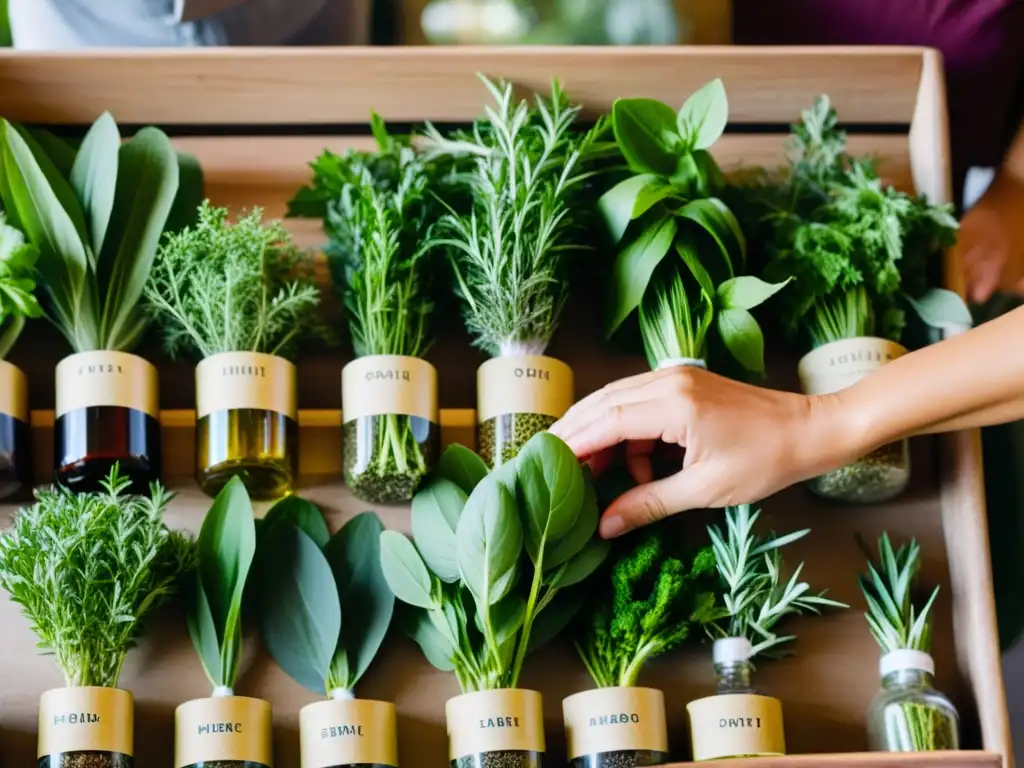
[797,337,910,503]
[195,352,297,500]
[446,689,545,768]
[0,359,30,500]
[476,354,573,469]
[175,695,273,768]
[54,351,160,495]
[341,355,439,504]
[38,687,134,768]
[562,687,668,768]
[868,651,959,752]
[421,0,535,44]
[299,696,398,768]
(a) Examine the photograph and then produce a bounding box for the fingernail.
[599,514,627,539]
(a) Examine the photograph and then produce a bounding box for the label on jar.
[175,696,274,768]
[300,698,398,768]
[686,693,786,761]
[196,352,296,420]
[55,351,158,418]
[38,686,134,757]
[341,355,438,423]
[0,359,28,422]
[477,355,573,424]
[797,337,907,396]
[446,689,546,759]
[562,687,668,758]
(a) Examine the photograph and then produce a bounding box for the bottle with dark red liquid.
[0,359,31,500]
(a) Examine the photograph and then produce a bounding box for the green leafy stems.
[187,475,257,695]
[0,465,194,687]
[379,434,610,692]
[601,79,788,375]
[422,75,614,358]
[146,201,321,361]
[0,113,198,353]
[0,212,42,358]
[706,504,847,658]
[257,498,395,698]
[575,532,722,688]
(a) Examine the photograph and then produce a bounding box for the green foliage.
[146,201,321,360]
[731,96,968,349]
[0,212,42,358]
[602,80,787,375]
[858,532,938,654]
[379,433,610,692]
[0,114,188,352]
[0,466,194,687]
[422,75,613,357]
[575,531,722,688]
[707,504,846,657]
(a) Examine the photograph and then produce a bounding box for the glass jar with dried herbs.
[146,202,320,499]
[0,465,193,768]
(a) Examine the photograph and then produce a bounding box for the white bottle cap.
[657,357,707,371]
[880,649,935,677]
[713,637,753,664]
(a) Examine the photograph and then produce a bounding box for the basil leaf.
[676,241,715,302]
[905,288,972,332]
[516,431,585,566]
[403,607,456,672]
[611,98,681,176]
[551,537,611,589]
[717,275,790,311]
[677,198,745,281]
[437,443,488,495]
[545,467,598,569]
[411,478,466,583]
[380,530,436,609]
[677,78,728,151]
[456,473,522,606]
[598,174,658,244]
[70,112,119,258]
[261,495,330,548]
[717,306,766,375]
[607,214,678,336]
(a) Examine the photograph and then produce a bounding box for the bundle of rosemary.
[289,114,445,504]
[422,75,611,468]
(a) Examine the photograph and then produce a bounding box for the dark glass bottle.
[0,359,31,500]
[175,695,273,768]
[38,687,134,768]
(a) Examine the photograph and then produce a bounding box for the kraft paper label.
[175,696,273,768]
[0,359,28,422]
[797,337,907,396]
[300,698,398,768]
[38,686,134,757]
[446,689,545,759]
[196,352,296,420]
[55,351,158,418]
[687,693,786,761]
[562,687,668,758]
[341,355,438,423]
[477,355,573,424]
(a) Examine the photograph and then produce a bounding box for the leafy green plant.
[145,201,320,361]
[0,212,42,358]
[186,475,257,694]
[575,531,722,688]
[0,465,194,687]
[0,113,188,352]
[601,80,788,375]
[707,504,846,657]
[379,433,610,691]
[258,499,394,697]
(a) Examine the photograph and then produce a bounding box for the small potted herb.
[257,501,398,768]
[0,465,193,768]
[423,77,609,468]
[566,533,721,768]
[738,97,969,502]
[0,115,183,493]
[0,211,42,498]
[379,434,609,768]
[687,505,846,761]
[288,115,443,504]
[860,533,959,751]
[177,476,273,768]
[146,202,320,500]
[600,80,787,377]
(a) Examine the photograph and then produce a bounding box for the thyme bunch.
[0,466,194,687]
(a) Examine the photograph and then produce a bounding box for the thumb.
[598,467,709,538]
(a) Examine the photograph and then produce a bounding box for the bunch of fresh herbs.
[379,434,609,692]
[0,465,194,687]
[601,79,788,375]
[0,212,42,358]
[146,201,321,361]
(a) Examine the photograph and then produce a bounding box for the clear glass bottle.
[868,650,959,752]
[446,689,545,768]
[807,439,910,503]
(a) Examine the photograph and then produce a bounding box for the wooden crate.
[0,47,1009,768]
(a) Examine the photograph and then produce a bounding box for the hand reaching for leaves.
[961,177,1024,304]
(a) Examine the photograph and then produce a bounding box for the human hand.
[549,366,859,538]
[961,178,1024,304]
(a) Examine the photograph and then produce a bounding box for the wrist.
[795,389,881,480]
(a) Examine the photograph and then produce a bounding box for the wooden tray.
[0,47,1009,768]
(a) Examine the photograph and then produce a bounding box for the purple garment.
[733,0,1024,197]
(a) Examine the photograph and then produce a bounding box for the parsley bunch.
[0,211,42,358]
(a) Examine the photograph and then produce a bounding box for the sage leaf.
[516,432,585,565]
[545,469,599,569]
[611,98,682,176]
[905,288,972,331]
[717,275,790,311]
[607,214,678,336]
[717,306,766,375]
[599,174,659,244]
[258,524,340,695]
[486,593,527,646]
[165,151,205,235]
[456,473,522,606]
[411,478,466,583]
[70,112,119,258]
[403,608,456,672]
[676,198,744,281]
[30,129,78,179]
[552,537,611,589]
[677,78,728,151]
[437,443,488,495]
[184,571,221,686]
[526,590,584,654]
[261,495,330,548]
[380,530,436,609]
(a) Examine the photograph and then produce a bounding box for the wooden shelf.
[664,754,1002,768]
